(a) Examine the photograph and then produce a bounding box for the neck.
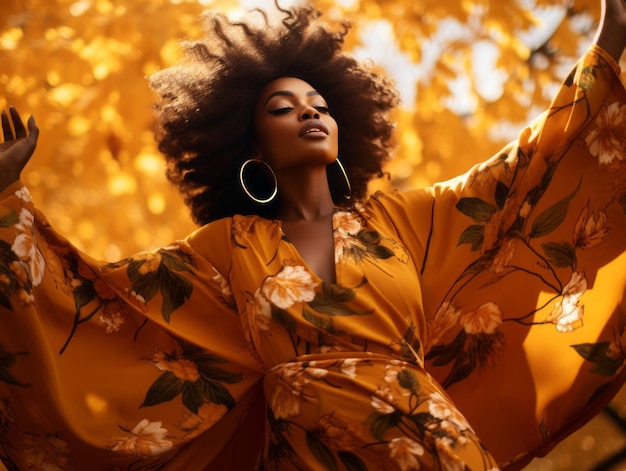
[275,165,335,222]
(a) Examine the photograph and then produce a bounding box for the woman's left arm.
[594,0,626,62]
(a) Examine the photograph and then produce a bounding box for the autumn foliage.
[0,0,609,259]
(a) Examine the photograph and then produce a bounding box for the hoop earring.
[334,157,352,200]
[239,159,278,204]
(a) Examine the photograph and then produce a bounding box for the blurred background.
[1,0,625,468]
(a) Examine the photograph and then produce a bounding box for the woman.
[0,1,625,469]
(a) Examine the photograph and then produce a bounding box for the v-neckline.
[278,210,338,285]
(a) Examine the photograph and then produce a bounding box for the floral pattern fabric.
[0,46,625,471]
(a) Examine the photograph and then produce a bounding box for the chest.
[281,216,336,284]
[227,212,426,365]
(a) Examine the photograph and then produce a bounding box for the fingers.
[1,110,13,141]
[10,107,27,139]
[1,107,35,142]
[27,115,39,139]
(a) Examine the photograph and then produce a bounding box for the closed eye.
[268,107,293,115]
[315,106,330,114]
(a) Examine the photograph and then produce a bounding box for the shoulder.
[362,188,438,217]
[185,214,278,253]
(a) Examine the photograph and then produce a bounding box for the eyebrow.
[264,90,321,106]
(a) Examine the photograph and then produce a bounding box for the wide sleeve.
[370,45,626,468]
[0,181,264,470]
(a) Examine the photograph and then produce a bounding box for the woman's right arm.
[594,0,626,63]
[0,107,38,192]
[0,110,265,469]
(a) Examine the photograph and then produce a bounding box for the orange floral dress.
[0,46,625,471]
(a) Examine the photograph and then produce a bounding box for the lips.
[298,119,329,137]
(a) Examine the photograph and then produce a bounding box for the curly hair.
[150,1,399,225]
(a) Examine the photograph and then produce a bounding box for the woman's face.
[253,77,339,173]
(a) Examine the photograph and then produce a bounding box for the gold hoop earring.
[334,157,352,200]
[239,159,278,204]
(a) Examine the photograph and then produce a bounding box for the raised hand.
[595,0,626,62]
[0,107,39,193]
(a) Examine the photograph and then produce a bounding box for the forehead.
[258,77,319,101]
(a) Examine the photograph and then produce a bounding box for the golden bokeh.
[1,0,625,468]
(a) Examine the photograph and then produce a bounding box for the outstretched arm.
[0,107,38,193]
[594,0,626,62]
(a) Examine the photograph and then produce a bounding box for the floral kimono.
[0,45,625,471]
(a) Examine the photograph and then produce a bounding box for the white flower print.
[425,302,461,352]
[490,239,517,274]
[269,362,329,419]
[548,272,587,332]
[428,392,472,433]
[14,186,32,203]
[388,436,424,471]
[383,360,405,383]
[333,210,365,263]
[20,433,71,471]
[585,101,626,167]
[339,358,360,378]
[110,419,173,457]
[178,402,228,439]
[459,302,502,335]
[11,208,45,286]
[151,344,201,382]
[212,266,234,300]
[435,437,466,471]
[370,386,396,414]
[248,287,272,333]
[572,205,609,250]
[261,264,318,310]
[99,310,126,334]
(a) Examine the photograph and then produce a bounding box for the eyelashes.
[267,106,330,115]
[268,107,292,115]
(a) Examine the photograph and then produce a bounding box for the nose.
[300,105,320,120]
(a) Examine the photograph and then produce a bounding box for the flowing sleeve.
[371,45,626,468]
[0,180,264,470]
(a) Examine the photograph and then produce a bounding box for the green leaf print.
[455,197,496,223]
[338,451,368,471]
[571,342,624,376]
[542,241,577,268]
[529,178,581,239]
[142,341,242,413]
[127,264,160,301]
[0,240,21,310]
[357,230,394,259]
[0,210,18,228]
[394,322,423,365]
[494,181,510,210]
[303,309,338,334]
[160,251,194,273]
[409,411,435,432]
[0,291,10,311]
[457,224,485,251]
[309,284,372,317]
[182,381,205,413]
[272,306,298,334]
[619,192,626,215]
[0,345,30,388]
[158,270,193,322]
[195,379,237,410]
[306,431,338,471]
[363,411,401,441]
[198,366,243,384]
[397,369,420,394]
[140,371,184,408]
[72,281,97,312]
[127,250,194,323]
